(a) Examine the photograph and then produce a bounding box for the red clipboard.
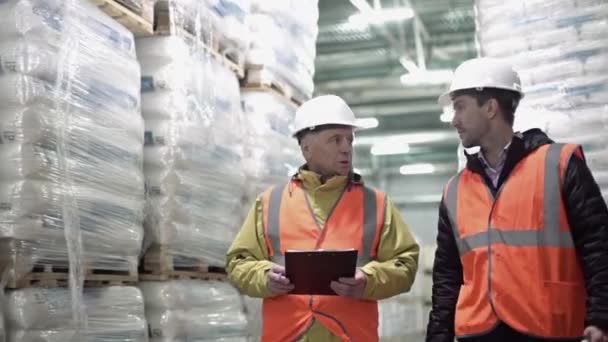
[285,249,358,295]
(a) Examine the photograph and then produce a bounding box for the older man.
[226,94,419,342]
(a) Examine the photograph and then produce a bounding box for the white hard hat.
[438,57,524,106]
[292,95,362,137]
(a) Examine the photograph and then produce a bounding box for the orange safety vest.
[443,143,587,339]
[260,181,386,342]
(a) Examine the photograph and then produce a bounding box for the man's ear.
[485,98,499,120]
[300,135,311,159]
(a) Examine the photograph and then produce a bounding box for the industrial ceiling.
[313,0,477,240]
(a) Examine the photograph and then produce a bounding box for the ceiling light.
[400,163,435,175]
[400,69,454,86]
[336,21,369,31]
[356,117,379,129]
[370,141,410,156]
[348,7,415,25]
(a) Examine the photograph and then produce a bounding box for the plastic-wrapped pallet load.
[240,90,303,204]
[378,294,428,341]
[0,0,144,284]
[4,286,148,341]
[114,0,156,24]
[140,280,248,341]
[136,34,246,268]
[475,0,608,202]
[154,0,250,57]
[241,296,262,341]
[247,0,319,99]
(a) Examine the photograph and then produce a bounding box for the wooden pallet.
[241,66,310,107]
[92,0,153,37]
[5,260,139,289]
[139,246,227,282]
[153,28,245,79]
[153,1,245,78]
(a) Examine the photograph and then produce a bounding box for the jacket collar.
[463,128,554,190]
[291,165,363,192]
[464,129,553,171]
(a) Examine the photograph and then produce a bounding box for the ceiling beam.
[353,129,458,146]
[352,101,440,116]
[410,0,475,14]
[317,75,445,91]
[317,38,391,54]
[339,90,442,106]
[315,49,394,71]
[314,65,399,83]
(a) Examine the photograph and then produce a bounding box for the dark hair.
[296,124,353,145]
[451,88,522,126]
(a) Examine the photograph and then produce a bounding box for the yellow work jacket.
[226,169,420,341]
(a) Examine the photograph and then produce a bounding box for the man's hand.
[266,265,294,296]
[330,269,367,299]
[584,326,608,342]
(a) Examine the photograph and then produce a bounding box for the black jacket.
[426,129,608,341]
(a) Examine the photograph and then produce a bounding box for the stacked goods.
[113,0,156,24]
[4,286,148,341]
[241,90,303,202]
[378,245,435,340]
[154,0,250,56]
[242,296,262,341]
[378,294,428,341]
[475,0,608,202]
[246,0,320,99]
[137,35,246,269]
[140,280,248,341]
[0,0,144,284]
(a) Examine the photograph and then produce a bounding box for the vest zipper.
[289,296,317,342]
[307,295,354,341]
[311,309,354,341]
[292,318,315,342]
[486,181,508,322]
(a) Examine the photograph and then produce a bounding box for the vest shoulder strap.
[261,183,286,261]
[262,182,387,265]
[361,185,386,263]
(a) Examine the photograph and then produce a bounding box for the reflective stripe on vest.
[444,143,574,255]
[264,183,383,267]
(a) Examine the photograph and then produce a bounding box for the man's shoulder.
[356,185,389,204]
[258,182,291,199]
[441,169,470,192]
[358,184,385,195]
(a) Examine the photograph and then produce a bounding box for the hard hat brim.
[437,87,525,106]
[291,122,364,138]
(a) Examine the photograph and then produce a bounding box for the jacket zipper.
[486,179,507,321]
